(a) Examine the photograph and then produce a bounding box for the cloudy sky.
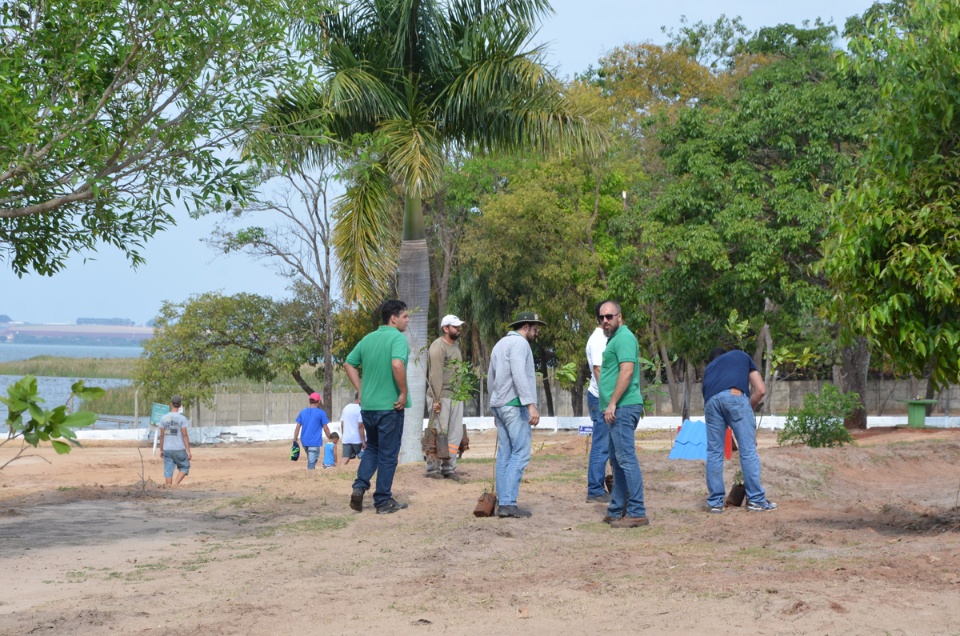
[3,0,876,325]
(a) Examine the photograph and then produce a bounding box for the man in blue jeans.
[597,301,649,528]
[702,347,778,513]
[585,301,611,503]
[488,311,544,518]
[344,300,412,515]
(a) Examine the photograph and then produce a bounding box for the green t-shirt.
[598,325,643,408]
[345,326,411,410]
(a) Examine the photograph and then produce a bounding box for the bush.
[777,384,858,448]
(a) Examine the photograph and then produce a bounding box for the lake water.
[0,343,143,363]
[0,344,143,431]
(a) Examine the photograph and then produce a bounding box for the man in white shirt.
[339,393,365,466]
[585,302,611,503]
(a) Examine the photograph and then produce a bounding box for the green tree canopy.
[822,0,960,389]
[137,292,326,405]
[0,0,309,275]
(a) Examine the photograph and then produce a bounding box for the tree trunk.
[651,309,679,412]
[538,344,555,416]
[681,357,691,422]
[839,337,871,429]
[570,363,586,417]
[397,184,430,464]
[291,369,315,395]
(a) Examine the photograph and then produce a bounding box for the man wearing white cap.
[425,314,467,480]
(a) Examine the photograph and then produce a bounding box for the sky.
[2,0,877,325]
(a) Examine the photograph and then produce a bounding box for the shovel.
[473,428,498,517]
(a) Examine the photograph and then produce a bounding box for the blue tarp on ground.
[668,419,707,460]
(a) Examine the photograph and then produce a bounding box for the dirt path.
[2,428,959,635]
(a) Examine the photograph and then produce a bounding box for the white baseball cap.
[440,314,465,328]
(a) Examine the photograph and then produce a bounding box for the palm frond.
[379,115,444,195]
[332,161,402,304]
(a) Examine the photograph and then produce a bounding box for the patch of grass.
[82,384,138,416]
[0,356,139,378]
[233,552,260,559]
[529,470,582,484]
[258,516,350,537]
[274,494,307,504]
[57,486,78,492]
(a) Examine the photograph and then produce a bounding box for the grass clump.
[0,356,139,379]
[778,384,857,448]
[81,385,138,415]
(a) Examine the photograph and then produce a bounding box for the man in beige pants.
[425,314,466,481]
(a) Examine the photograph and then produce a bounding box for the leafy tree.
[208,163,339,406]
[2,376,103,469]
[620,23,877,421]
[459,157,601,415]
[822,0,960,390]
[137,293,325,406]
[253,0,600,461]
[0,0,309,275]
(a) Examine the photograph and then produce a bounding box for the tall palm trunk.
[398,192,430,463]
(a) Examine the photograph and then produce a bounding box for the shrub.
[777,384,858,448]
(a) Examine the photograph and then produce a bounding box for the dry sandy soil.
[1,427,960,635]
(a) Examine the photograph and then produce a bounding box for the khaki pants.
[426,396,464,475]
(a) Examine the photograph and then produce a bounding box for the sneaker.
[746,500,778,512]
[349,487,364,512]
[610,516,650,529]
[497,505,532,518]
[708,506,724,514]
[586,493,612,503]
[375,498,408,514]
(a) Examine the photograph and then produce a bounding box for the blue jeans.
[492,405,531,507]
[606,404,647,518]
[705,391,767,508]
[305,446,321,470]
[586,393,611,497]
[163,450,190,478]
[353,410,404,508]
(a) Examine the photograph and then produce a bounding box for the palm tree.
[253,0,602,462]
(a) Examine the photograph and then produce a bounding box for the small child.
[323,432,339,469]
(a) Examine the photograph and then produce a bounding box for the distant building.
[77,318,136,327]
[0,324,153,346]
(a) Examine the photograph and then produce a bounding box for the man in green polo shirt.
[597,300,649,529]
[344,300,412,515]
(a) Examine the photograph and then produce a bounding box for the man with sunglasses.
[597,301,649,528]
[487,311,545,518]
[425,314,467,480]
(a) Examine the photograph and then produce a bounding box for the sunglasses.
[598,313,620,322]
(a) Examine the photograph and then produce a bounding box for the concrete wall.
[189,378,959,426]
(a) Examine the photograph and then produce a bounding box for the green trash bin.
[904,399,938,428]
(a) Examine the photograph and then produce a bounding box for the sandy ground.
[2,427,960,635]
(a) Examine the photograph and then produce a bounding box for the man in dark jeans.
[597,300,649,529]
[344,300,412,514]
[702,347,777,513]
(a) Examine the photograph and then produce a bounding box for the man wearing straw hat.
[487,311,544,518]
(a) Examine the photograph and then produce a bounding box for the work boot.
[425,471,443,479]
[610,516,650,529]
[442,472,463,482]
[376,498,408,514]
[497,505,532,518]
[349,487,365,512]
[586,493,612,503]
